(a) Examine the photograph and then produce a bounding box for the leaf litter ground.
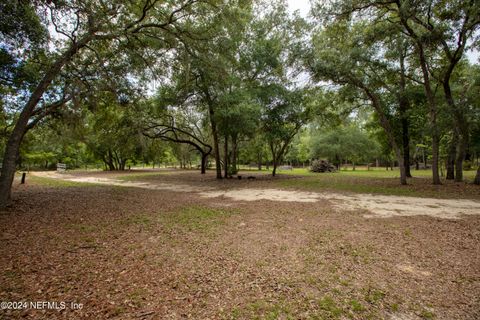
[1,170,479,319]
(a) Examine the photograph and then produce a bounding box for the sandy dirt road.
[33,171,480,219]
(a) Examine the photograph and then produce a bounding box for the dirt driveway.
[33,171,480,220]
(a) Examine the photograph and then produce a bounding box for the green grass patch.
[276,167,477,179]
[275,168,479,199]
[365,287,386,305]
[119,214,154,227]
[228,300,294,320]
[28,175,95,187]
[317,296,345,319]
[116,171,171,181]
[349,299,366,312]
[420,309,435,319]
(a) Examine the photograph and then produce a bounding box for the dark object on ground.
[247,176,256,180]
[21,173,26,184]
[310,159,336,173]
[237,176,242,180]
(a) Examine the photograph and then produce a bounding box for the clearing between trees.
[32,170,480,220]
[1,170,479,319]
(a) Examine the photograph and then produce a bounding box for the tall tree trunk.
[231,135,238,174]
[270,144,277,177]
[207,103,222,179]
[398,43,412,178]
[417,53,441,184]
[474,166,480,185]
[272,158,277,176]
[201,153,208,174]
[224,134,228,178]
[454,122,467,183]
[401,119,411,177]
[363,87,407,185]
[443,81,467,182]
[399,14,440,184]
[446,134,457,180]
[257,152,262,170]
[439,30,468,182]
[106,150,116,171]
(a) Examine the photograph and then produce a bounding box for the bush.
[310,159,336,173]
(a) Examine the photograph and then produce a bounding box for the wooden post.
[21,172,26,184]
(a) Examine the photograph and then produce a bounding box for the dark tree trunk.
[224,134,228,178]
[106,151,116,171]
[257,152,262,171]
[474,166,480,185]
[402,122,411,177]
[120,159,126,171]
[201,153,208,174]
[454,129,467,183]
[269,136,295,178]
[206,102,222,179]
[443,84,467,182]
[270,144,278,177]
[423,149,427,169]
[422,70,441,184]
[398,44,412,178]
[446,135,457,180]
[0,129,24,207]
[363,88,407,184]
[231,135,238,174]
[439,29,468,183]
[398,11,440,185]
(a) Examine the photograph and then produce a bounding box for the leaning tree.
[0,0,213,208]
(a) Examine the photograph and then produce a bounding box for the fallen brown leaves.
[0,171,479,319]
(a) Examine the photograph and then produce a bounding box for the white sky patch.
[286,0,311,17]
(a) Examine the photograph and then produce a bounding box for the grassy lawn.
[22,167,479,200]
[116,171,174,181]
[277,166,477,179]
[274,168,480,199]
[26,174,96,187]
